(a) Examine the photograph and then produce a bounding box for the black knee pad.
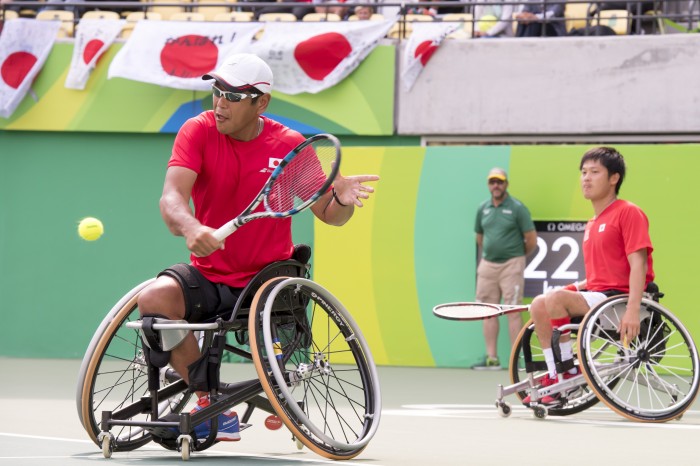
[158,263,209,321]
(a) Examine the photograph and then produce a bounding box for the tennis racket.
[433,302,529,321]
[213,133,341,242]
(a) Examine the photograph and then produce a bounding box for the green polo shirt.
[475,194,535,263]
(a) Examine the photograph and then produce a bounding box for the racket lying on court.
[433,302,530,321]
[213,133,341,242]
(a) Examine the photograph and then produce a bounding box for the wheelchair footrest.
[147,413,181,440]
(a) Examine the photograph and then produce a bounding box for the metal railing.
[2,0,699,36]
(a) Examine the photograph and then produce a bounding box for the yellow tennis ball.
[478,14,498,33]
[78,217,104,241]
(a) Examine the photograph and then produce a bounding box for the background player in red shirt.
[523,146,654,405]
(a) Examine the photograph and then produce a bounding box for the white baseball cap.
[202,53,273,94]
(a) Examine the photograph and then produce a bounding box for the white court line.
[0,433,93,444]
[382,405,700,430]
[0,432,378,464]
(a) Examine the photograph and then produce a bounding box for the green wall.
[2,132,698,367]
[0,131,314,358]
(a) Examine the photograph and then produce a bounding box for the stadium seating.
[213,11,254,22]
[82,10,121,20]
[193,0,238,21]
[302,12,342,22]
[258,12,297,22]
[596,9,629,34]
[565,2,592,32]
[169,12,206,21]
[348,13,385,21]
[36,10,75,38]
[143,0,189,20]
[1,9,19,21]
[442,13,474,39]
[388,13,434,39]
[120,11,162,39]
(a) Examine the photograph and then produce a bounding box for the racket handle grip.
[213,221,238,242]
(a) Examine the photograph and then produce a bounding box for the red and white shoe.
[523,374,561,405]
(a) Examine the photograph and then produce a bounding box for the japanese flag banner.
[250,19,396,95]
[401,22,459,92]
[108,21,263,90]
[0,19,61,118]
[65,18,125,90]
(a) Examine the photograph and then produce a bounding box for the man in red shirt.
[137,53,379,439]
[523,147,654,405]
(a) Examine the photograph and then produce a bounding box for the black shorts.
[158,263,243,323]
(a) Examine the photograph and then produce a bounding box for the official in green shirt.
[472,167,537,370]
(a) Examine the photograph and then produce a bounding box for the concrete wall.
[397,34,700,137]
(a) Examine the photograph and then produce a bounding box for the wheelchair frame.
[495,291,700,422]
[75,258,382,461]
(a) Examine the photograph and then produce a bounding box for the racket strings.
[267,140,337,213]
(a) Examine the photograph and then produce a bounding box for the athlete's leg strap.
[140,314,172,369]
[158,263,210,321]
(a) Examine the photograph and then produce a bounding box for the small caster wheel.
[101,435,113,458]
[180,437,191,461]
[533,405,548,419]
[497,402,512,418]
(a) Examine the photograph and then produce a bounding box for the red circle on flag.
[83,39,105,65]
[160,35,218,78]
[1,51,38,89]
[294,33,352,81]
[414,41,438,67]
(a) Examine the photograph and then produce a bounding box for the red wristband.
[563,283,577,292]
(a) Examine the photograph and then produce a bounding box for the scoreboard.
[523,221,587,297]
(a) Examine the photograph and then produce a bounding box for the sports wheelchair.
[75,247,381,460]
[496,284,700,421]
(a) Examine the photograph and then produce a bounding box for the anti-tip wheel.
[497,402,512,418]
[180,437,190,461]
[101,435,112,458]
[533,405,548,419]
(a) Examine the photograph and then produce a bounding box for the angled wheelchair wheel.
[76,279,193,450]
[249,277,382,460]
[578,296,700,422]
[509,319,600,416]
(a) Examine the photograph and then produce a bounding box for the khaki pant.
[475,256,526,305]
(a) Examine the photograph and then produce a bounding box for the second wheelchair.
[497,286,700,422]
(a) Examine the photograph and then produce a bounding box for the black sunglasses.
[212,84,260,103]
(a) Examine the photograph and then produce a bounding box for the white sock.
[543,348,557,379]
[559,340,578,374]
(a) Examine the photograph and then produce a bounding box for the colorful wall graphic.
[1,131,698,366]
[0,42,394,135]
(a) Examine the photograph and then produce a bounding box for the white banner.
[0,19,61,118]
[65,19,125,90]
[250,19,396,95]
[108,21,263,90]
[401,22,459,92]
